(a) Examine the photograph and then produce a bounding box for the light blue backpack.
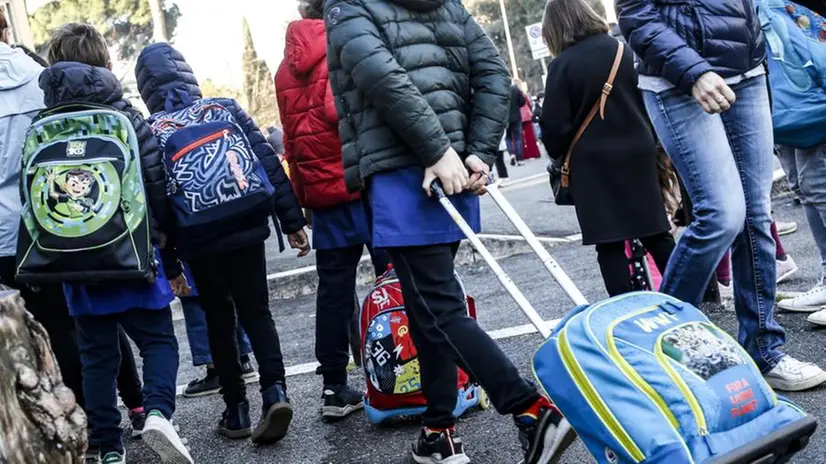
[758,0,826,148]
[534,292,812,464]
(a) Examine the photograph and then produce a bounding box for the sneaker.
[807,308,826,326]
[251,382,293,444]
[776,221,799,236]
[183,369,220,398]
[142,411,194,464]
[84,447,101,464]
[776,256,799,284]
[764,356,826,392]
[128,408,146,439]
[217,400,253,439]
[321,384,364,420]
[411,427,470,464]
[241,360,258,381]
[516,401,577,464]
[777,283,826,312]
[101,451,126,464]
[718,282,733,300]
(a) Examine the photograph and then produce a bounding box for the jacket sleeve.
[616,0,713,94]
[325,0,451,167]
[124,106,182,279]
[463,10,511,167]
[220,99,307,235]
[539,62,573,160]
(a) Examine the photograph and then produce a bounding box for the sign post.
[525,23,550,85]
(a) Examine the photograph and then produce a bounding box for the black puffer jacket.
[325,0,510,192]
[134,44,306,256]
[39,61,180,276]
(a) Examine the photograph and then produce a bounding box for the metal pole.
[498,0,520,80]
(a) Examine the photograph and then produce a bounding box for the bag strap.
[561,42,624,188]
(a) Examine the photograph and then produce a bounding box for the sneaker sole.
[143,422,194,464]
[217,426,253,439]
[242,372,259,383]
[776,265,799,285]
[251,402,293,444]
[536,419,577,464]
[777,225,798,236]
[766,371,826,392]
[182,387,221,398]
[131,429,143,439]
[777,301,822,313]
[322,401,365,420]
[807,313,826,326]
[412,453,471,464]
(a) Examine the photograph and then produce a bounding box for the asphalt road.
[123,186,826,463]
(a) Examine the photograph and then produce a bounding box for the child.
[135,43,309,444]
[40,24,192,463]
[325,1,572,463]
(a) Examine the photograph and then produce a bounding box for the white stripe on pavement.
[174,317,562,396]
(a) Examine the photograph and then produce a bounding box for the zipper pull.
[223,129,230,138]
[659,300,683,315]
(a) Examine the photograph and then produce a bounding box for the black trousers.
[595,232,676,297]
[316,244,389,386]
[494,150,509,179]
[189,242,285,405]
[0,257,143,410]
[388,243,538,428]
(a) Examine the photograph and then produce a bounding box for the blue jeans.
[643,74,785,372]
[76,308,178,454]
[506,122,523,161]
[776,145,826,280]
[181,296,252,366]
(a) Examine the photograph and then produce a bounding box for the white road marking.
[174,317,562,396]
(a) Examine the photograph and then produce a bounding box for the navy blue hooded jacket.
[38,61,180,279]
[617,0,765,95]
[134,43,306,257]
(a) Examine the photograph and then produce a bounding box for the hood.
[39,62,123,108]
[284,19,327,77]
[388,0,445,11]
[135,43,202,114]
[0,43,43,90]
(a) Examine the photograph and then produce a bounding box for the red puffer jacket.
[275,19,358,210]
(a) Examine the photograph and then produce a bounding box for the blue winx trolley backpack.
[430,181,817,464]
[150,99,274,244]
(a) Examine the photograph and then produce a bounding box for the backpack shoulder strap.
[560,41,623,188]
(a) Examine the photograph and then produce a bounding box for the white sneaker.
[718,282,733,300]
[777,284,826,312]
[142,411,193,464]
[807,308,826,326]
[776,255,799,284]
[776,221,799,236]
[764,356,826,391]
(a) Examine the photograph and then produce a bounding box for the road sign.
[525,22,550,60]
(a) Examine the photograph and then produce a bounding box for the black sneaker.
[241,360,257,381]
[128,409,146,439]
[183,370,220,398]
[516,404,577,464]
[251,382,293,444]
[321,384,364,420]
[84,446,100,464]
[217,400,253,439]
[411,428,470,464]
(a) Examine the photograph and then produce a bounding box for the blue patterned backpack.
[149,99,274,244]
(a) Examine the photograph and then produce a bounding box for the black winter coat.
[134,43,306,257]
[541,34,670,245]
[38,62,181,277]
[325,0,511,192]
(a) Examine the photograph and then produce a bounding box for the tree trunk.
[148,0,169,43]
[0,288,87,464]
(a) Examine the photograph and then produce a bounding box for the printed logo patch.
[327,6,341,25]
[66,140,87,157]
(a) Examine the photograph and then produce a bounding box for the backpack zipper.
[171,129,230,162]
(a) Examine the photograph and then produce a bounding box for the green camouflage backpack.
[16,103,154,284]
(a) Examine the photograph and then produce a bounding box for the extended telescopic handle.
[429,180,553,339]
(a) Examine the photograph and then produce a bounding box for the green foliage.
[241,17,279,130]
[29,0,181,60]
[468,0,608,94]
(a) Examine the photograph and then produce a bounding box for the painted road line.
[174,317,562,396]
